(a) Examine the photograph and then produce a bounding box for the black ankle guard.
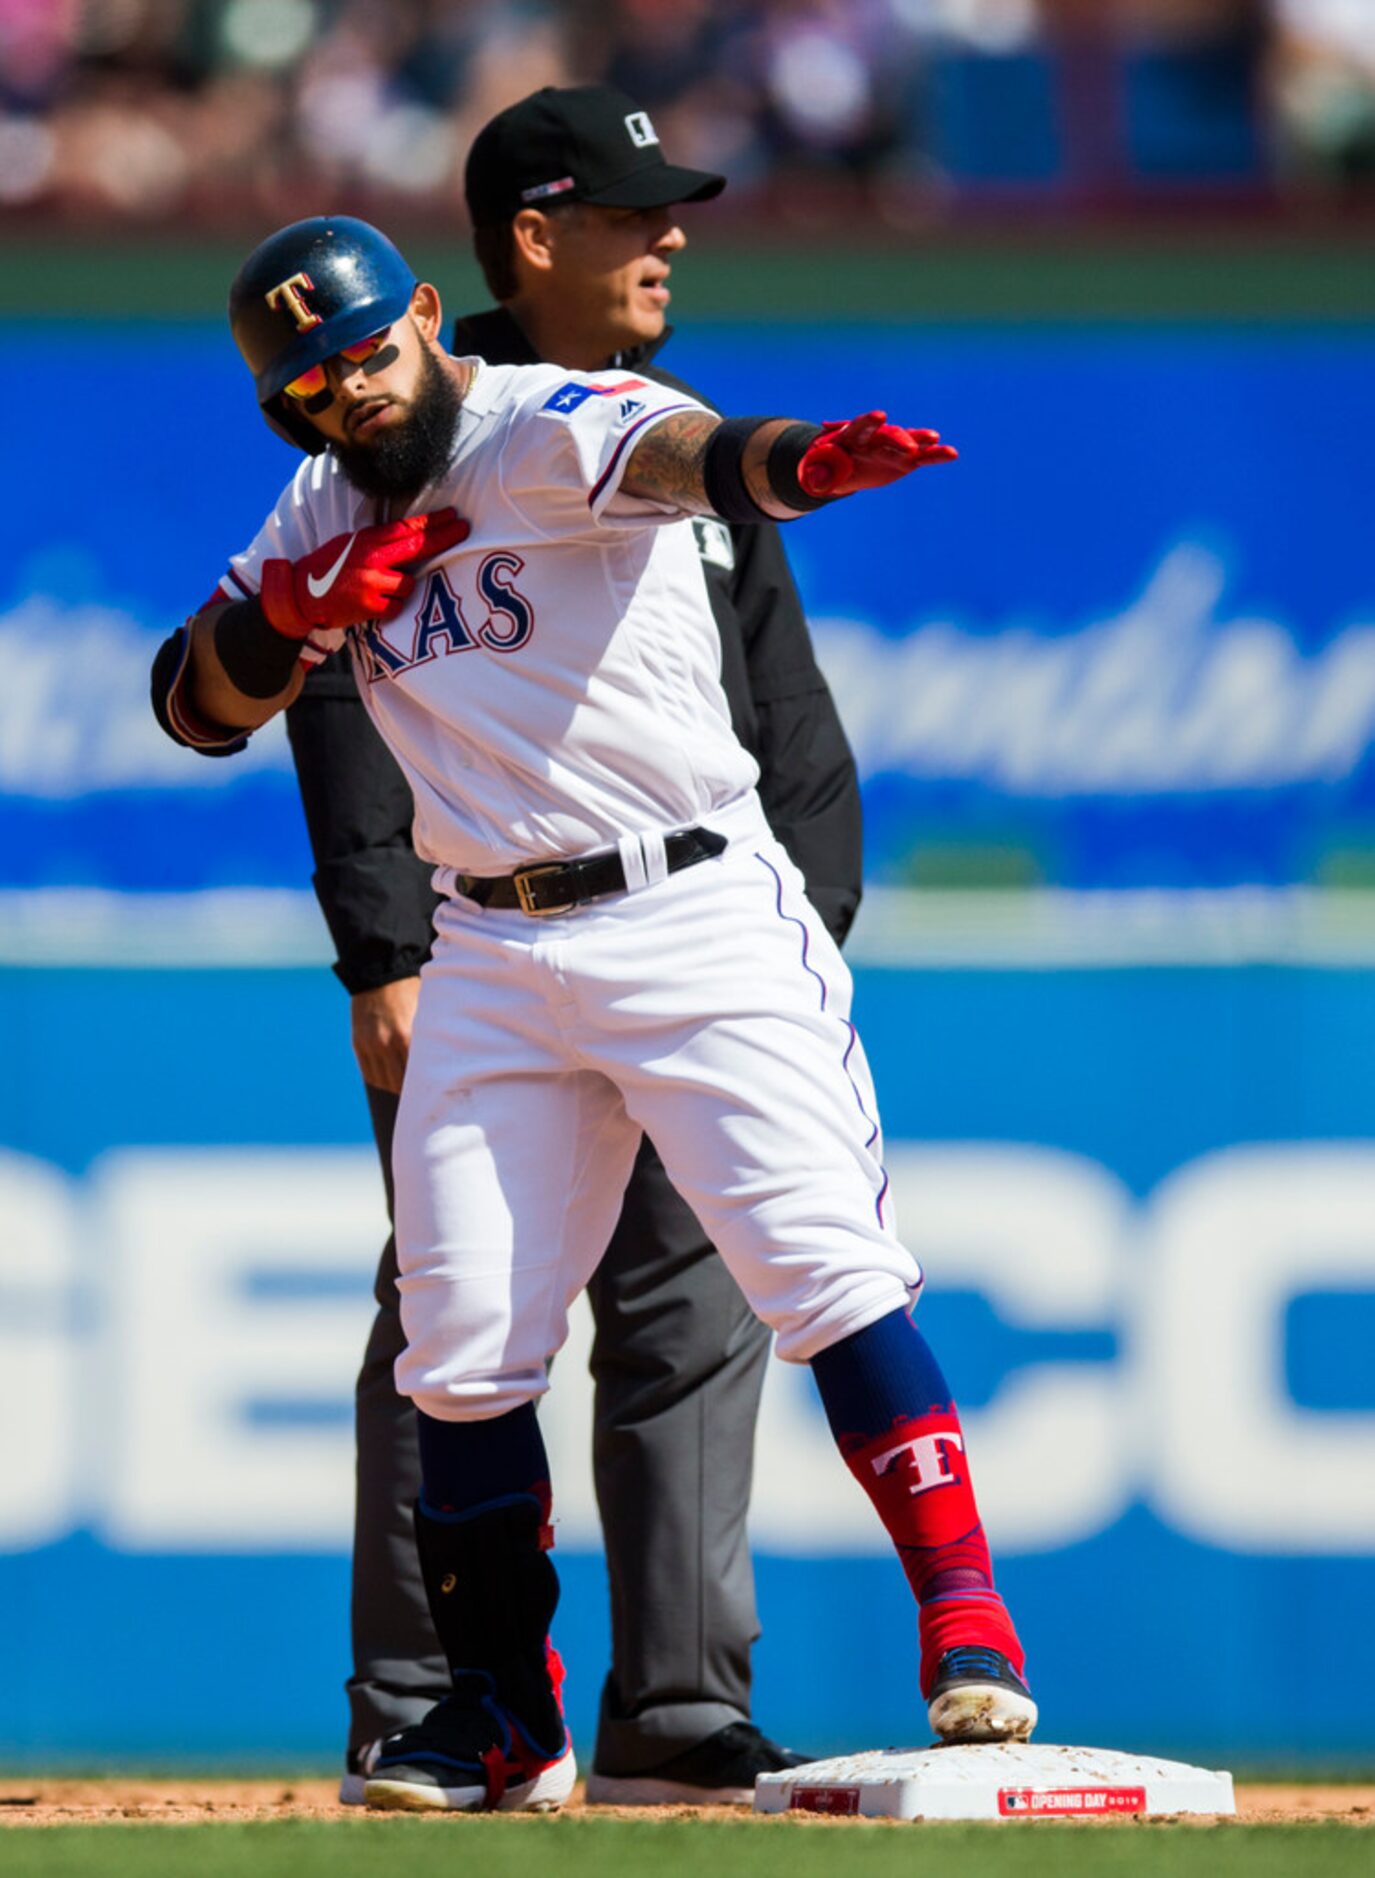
[213,596,304,699]
[414,1498,564,1751]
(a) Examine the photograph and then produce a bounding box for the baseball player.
[151,199,1036,1812]
[282,87,862,1805]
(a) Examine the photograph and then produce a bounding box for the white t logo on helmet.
[624,112,659,149]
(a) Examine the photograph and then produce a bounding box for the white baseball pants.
[393,791,922,1421]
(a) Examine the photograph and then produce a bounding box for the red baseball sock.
[836,1406,1026,1693]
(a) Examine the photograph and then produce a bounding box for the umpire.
[283,85,863,1805]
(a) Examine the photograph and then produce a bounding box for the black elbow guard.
[150,624,250,756]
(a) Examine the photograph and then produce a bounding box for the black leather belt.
[455,825,728,917]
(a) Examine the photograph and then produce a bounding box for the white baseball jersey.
[220,361,758,874]
[219,353,919,1402]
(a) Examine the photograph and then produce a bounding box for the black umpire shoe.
[585,1722,810,1805]
[926,1646,1037,1744]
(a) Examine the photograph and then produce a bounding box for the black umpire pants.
[349,1083,772,1772]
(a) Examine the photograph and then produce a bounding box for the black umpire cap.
[465,84,725,225]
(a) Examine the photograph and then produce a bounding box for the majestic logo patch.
[265,272,322,333]
[625,111,658,149]
[616,397,645,424]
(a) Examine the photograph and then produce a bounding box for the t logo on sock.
[869,1428,965,1497]
[842,1412,981,1553]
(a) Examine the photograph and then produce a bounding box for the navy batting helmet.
[228,215,418,454]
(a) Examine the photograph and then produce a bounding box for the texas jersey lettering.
[356,554,537,678]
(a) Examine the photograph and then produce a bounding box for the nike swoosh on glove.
[798,412,958,499]
[259,510,470,639]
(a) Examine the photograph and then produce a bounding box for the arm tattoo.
[621,411,721,515]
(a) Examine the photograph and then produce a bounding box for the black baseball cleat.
[585,1721,810,1805]
[926,1646,1037,1744]
[362,1677,575,1813]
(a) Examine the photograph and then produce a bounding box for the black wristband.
[765,422,828,512]
[213,596,304,699]
[703,416,779,524]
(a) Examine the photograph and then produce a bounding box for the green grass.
[6,1818,1372,1878]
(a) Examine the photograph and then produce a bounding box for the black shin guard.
[414,1498,564,1753]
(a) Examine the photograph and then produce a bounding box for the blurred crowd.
[1,0,1372,225]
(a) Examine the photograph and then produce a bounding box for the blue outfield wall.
[2,961,1373,1767]
[5,320,1375,891]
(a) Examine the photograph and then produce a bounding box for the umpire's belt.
[455,825,728,918]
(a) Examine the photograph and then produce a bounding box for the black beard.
[334,346,463,502]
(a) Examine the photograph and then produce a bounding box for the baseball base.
[753,1742,1236,1821]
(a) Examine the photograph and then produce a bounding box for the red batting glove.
[798,412,958,500]
[259,509,470,639]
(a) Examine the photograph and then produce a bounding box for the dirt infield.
[0,1778,1370,1828]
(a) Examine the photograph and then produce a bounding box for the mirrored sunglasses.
[282,331,392,409]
